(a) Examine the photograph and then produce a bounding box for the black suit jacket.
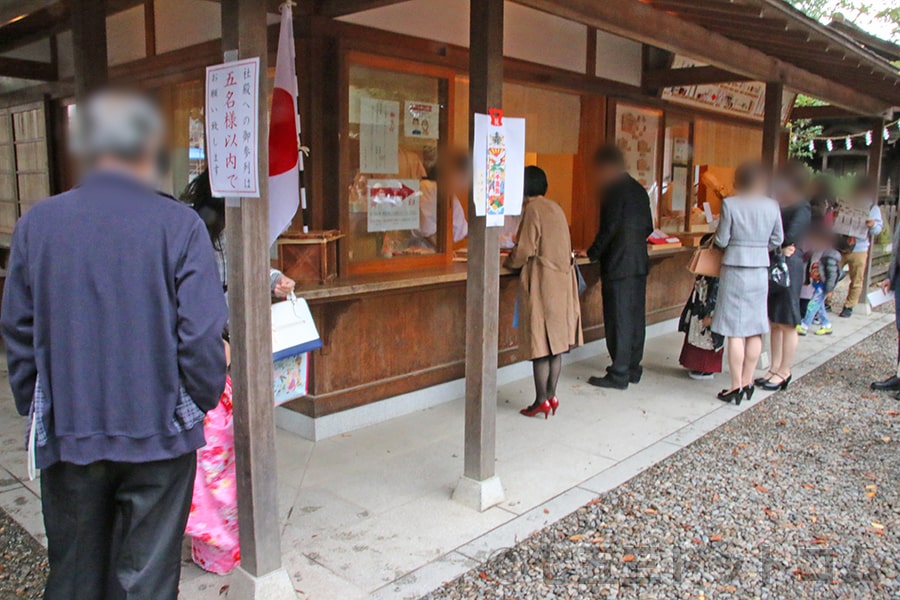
[587,173,654,281]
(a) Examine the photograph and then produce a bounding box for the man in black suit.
[586,145,654,390]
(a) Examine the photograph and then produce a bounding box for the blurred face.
[593,163,622,193]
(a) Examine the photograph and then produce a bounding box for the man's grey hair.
[70,89,164,162]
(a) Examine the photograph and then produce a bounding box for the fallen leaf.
[543,508,550,514]
[591,537,604,544]
[885,410,900,417]
[802,483,815,489]
[710,534,722,542]
[622,554,635,562]
[478,572,493,582]
[754,484,770,493]
[843,427,851,433]
[644,508,658,515]
[881,437,892,443]
[219,585,230,596]
[587,498,602,506]
[871,522,885,530]
[569,534,585,542]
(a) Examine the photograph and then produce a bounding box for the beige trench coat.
[505,197,584,360]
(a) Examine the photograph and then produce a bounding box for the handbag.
[271,292,323,361]
[769,248,791,288]
[688,239,723,277]
[574,260,587,296]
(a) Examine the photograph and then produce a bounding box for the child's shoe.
[814,325,833,336]
[796,324,808,336]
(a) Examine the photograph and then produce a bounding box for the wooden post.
[70,0,107,100]
[860,118,885,312]
[761,82,783,171]
[220,0,296,597]
[452,0,505,512]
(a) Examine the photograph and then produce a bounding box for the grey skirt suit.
[711,195,784,338]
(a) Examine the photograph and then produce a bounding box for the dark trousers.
[41,453,197,600]
[601,274,648,384]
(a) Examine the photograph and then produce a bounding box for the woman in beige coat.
[506,167,584,418]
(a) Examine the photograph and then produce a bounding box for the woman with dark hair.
[711,162,783,404]
[506,166,583,418]
[758,162,812,392]
[181,169,296,300]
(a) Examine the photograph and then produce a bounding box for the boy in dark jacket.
[798,228,841,336]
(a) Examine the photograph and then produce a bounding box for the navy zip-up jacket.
[1,170,228,468]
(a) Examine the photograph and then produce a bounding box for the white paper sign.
[366,179,421,232]
[360,97,399,174]
[833,202,871,239]
[868,288,894,308]
[405,101,439,139]
[205,57,260,197]
[472,112,526,228]
[672,166,688,212]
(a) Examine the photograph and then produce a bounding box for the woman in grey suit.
[711,163,784,404]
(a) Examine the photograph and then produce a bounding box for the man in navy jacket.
[1,90,227,600]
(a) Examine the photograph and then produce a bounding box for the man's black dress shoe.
[629,373,642,384]
[871,376,900,391]
[587,375,628,390]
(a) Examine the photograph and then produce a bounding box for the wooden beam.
[456,0,504,511]
[0,56,56,80]
[643,66,750,89]
[0,0,57,27]
[71,0,107,99]
[513,0,890,115]
[762,82,783,169]
[789,104,858,120]
[315,0,406,17]
[144,0,156,56]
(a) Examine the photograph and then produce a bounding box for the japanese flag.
[268,2,303,246]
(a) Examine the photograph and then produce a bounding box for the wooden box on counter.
[275,230,344,285]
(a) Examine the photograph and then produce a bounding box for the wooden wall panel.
[287,250,693,418]
[693,119,762,168]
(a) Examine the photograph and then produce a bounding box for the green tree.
[787,0,899,42]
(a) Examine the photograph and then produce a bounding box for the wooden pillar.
[453,0,505,512]
[220,0,295,597]
[761,82,783,171]
[861,118,886,310]
[70,0,107,100]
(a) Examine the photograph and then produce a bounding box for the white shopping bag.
[271,292,322,360]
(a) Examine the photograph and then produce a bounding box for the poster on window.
[472,112,526,228]
[366,179,421,232]
[404,101,439,139]
[360,97,399,174]
[616,104,660,207]
[205,57,260,197]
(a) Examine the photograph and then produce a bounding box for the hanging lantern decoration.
[885,127,891,141]
[808,140,815,153]
[845,137,852,150]
[866,131,872,146]
[826,138,833,152]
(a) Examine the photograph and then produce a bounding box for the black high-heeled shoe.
[743,385,755,402]
[754,371,774,387]
[717,388,743,405]
[760,373,791,391]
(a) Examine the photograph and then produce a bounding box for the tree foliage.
[787,0,899,42]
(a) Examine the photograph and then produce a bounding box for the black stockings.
[531,354,562,408]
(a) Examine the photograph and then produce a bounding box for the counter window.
[344,58,451,271]
[660,116,693,233]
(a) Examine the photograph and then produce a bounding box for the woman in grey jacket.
[711,163,784,404]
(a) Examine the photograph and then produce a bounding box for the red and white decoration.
[268,1,304,246]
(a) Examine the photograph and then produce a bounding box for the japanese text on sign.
[205,57,260,197]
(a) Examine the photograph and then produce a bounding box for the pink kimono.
[185,376,240,574]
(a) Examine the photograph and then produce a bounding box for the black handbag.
[769,248,791,288]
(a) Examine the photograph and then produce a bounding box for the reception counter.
[282,247,694,418]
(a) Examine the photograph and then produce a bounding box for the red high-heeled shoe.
[520,399,552,419]
[549,396,559,415]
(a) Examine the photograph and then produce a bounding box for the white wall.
[503,3,586,73]
[107,5,146,66]
[154,0,221,55]
[595,30,642,86]
[340,0,471,47]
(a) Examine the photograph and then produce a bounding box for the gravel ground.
[0,506,47,599]
[426,323,900,600]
